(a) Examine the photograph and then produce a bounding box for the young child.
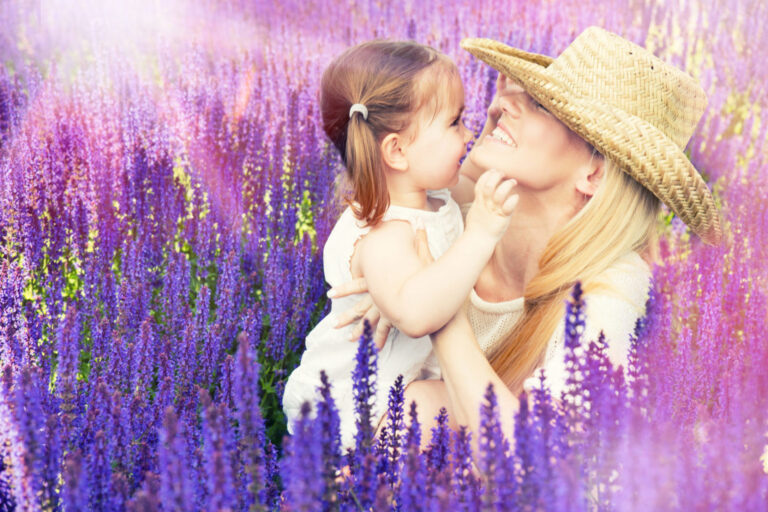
[282,40,518,448]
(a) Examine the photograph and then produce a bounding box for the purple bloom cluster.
[1,0,767,509]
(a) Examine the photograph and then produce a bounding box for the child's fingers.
[492,178,517,206]
[480,169,503,199]
[327,277,368,299]
[374,319,392,350]
[473,169,488,198]
[335,295,373,328]
[501,194,519,216]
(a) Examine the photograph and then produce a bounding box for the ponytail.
[345,113,390,224]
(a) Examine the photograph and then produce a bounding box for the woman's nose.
[498,92,523,118]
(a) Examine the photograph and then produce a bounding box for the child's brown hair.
[320,40,457,225]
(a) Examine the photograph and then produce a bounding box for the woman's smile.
[488,126,517,147]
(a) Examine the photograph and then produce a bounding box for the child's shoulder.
[327,206,413,254]
[361,217,415,245]
[346,215,416,279]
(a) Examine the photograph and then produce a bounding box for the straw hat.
[461,27,722,245]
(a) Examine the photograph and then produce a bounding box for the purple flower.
[4,366,47,510]
[396,401,427,511]
[280,402,324,510]
[562,281,587,425]
[157,407,194,511]
[263,245,291,362]
[479,383,515,509]
[232,335,274,509]
[200,390,237,511]
[350,319,378,508]
[451,426,481,510]
[377,374,405,487]
[87,429,112,510]
[426,407,450,472]
[131,318,156,395]
[0,261,27,369]
[56,305,81,448]
[316,370,342,505]
[60,449,88,512]
[564,281,585,352]
[214,250,240,337]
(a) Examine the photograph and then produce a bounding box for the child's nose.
[462,123,473,143]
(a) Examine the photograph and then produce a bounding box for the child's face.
[402,72,473,190]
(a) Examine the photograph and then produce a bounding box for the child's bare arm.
[359,170,517,338]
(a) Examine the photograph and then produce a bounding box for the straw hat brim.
[461,38,722,245]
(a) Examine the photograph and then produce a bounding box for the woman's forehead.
[499,74,528,95]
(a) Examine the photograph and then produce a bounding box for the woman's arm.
[431,307,519,456]
[358,170,518,338]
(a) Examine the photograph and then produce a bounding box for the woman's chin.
[469,152,516,180]
[471,145,515,171]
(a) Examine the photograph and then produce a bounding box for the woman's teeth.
[490,127,516,147]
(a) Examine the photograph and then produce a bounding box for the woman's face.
[470,75,595,194]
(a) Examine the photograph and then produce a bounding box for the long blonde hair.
[489,158,661,394]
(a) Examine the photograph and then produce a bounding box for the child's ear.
[575,155,604,198]
[380,133,408,172]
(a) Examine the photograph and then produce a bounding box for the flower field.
[0,0,767,509]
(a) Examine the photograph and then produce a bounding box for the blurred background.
[0,0,766,509]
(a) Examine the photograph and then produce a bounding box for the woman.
[333,27,722,446]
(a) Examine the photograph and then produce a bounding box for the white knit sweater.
[468,250,652,397]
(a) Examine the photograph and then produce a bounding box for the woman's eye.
[451,117,461,126]
[533,100,549,113]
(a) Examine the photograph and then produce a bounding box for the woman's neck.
[475,190,580,302]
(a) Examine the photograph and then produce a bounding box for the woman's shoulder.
[585,251,652,314]
[526,251,653,397]
[578,251,653,362]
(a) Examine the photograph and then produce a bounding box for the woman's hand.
[329,229,435,349]
[330,282,393,349]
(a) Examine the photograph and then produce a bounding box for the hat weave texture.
[461,27,722,245]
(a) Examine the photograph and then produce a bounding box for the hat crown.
[544,27,707,149]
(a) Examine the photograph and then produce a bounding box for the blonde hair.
[489,158,661,394]
[320,40,459,226]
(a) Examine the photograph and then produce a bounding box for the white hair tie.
[349,103,368,120]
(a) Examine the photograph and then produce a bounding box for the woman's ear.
[380,133,408,172]
[575,155,604,198]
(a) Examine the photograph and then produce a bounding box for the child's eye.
[532,99,549,113]
[451,116,461,126]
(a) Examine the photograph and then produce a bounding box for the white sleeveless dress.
[283,188,464,449]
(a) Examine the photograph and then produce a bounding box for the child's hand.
[464,168,518,242]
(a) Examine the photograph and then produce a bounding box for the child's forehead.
[414,61,464,116]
